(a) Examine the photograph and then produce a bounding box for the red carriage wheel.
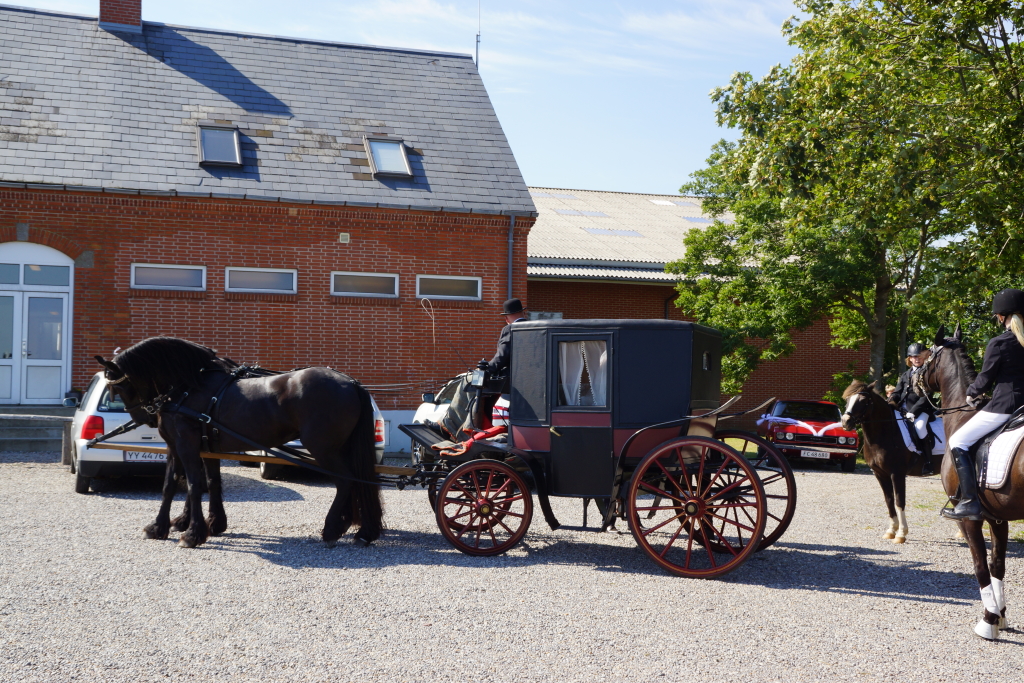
[436,459,533,556]
[714,430,796,551]
[626,436,766,579]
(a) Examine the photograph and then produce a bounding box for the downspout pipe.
[507,215,515,300]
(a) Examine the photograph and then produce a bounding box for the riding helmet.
[992,288,1024,316]
[906,342,926,357]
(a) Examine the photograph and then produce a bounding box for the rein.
[914,344,977,415]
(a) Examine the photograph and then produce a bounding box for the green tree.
[670,0,1024,392]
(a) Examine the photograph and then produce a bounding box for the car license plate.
[801,450,831,460]
[124,451,167,463]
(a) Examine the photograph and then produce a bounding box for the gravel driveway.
[3,452,1024,682]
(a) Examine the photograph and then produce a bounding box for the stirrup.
[941,500,983,521]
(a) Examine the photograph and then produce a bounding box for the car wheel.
[74,455,91,494]
[840,456,856,473]
[260,461,284,480]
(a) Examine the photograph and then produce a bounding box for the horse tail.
[346,384,384,543]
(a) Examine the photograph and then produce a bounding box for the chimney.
[99,1,142,34]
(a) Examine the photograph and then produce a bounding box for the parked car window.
[78,375,100,412]
[773,402,841,422]
[96,386,127,413]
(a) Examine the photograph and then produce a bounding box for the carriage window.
[557,341,608,407]
[225,267,297,294]
[131,264,206,290]
[332,272,398,298]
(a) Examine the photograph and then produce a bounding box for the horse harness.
[94,364,386,487]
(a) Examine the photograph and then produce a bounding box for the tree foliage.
[669,0,1024,393]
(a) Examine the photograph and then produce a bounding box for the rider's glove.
[905,412,915,420]
[966,395,980,408]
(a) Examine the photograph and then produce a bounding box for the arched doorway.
[0,242,74,404]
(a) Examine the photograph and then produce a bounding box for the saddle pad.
[893,411,945,455]
[982,425,1024,489]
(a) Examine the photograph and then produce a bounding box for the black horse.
[95,337,383,548]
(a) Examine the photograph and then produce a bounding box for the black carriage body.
[508,319,722,497]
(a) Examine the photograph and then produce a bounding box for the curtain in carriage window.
[558,340,607,407]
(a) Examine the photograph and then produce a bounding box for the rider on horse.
[890,342,937,458]
[944,288,1024,521]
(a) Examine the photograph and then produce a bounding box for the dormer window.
[364,137,412,177]
[198,126,241,166]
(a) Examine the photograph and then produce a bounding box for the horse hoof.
[999,615,1008,630]
[353,536,372,548]
[207,517,227,536]
[142,525,168,540]
[974,619,999,641]
[883,532,896,540]
[893,536,906,544]
[171,517,190,533]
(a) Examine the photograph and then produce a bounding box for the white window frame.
[197,125,242,167]
[330,271,399,299]
[130,263,207,291]
[415,275,482,301]
[363,136,413,177]
[224,267,297,294]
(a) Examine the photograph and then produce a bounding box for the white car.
[71,371,386,491]
[410,373,509,463]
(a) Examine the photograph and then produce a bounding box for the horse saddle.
[974,410,1024,489]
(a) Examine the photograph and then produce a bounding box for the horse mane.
[113,337,236,392]
[842,380,868,399]
[945,338,978,385]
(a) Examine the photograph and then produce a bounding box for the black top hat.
[501,298,526,316]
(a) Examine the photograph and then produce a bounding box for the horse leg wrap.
[992,578,1007,629]
[975,584,1001,639]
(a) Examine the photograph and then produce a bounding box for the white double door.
[0,292,69,404]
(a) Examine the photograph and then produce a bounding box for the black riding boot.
[941,447,983,521]
[920,432,936,475]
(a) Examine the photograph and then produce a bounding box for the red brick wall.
[1,187,533,410]
[527,279,869,424]
[99,0,141,26]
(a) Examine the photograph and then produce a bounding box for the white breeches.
[914,413,930,439]
[948,411,1012,450]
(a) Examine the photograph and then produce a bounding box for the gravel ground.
[3,452,1024,682]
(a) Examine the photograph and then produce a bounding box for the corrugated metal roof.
[526,187,731,267]
[527,264,679,283]
[0,5,535,215]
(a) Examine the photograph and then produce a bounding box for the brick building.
[0,2,535,445]
[524,188,869,425]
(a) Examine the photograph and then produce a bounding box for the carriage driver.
[944,288,1024,521]
[889,343,937,456]
[487,298,528,380]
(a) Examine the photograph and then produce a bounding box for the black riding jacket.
[967,329,1024,414]
[891,367,934,419]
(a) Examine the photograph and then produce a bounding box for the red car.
[756,400,859,472]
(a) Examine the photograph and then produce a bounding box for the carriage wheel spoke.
[639,480,686,503]
[653,460,687,496]
[657,519,686,558]
[706,511,757,535]
[705,517,741,556]
[698,456,732,499]
[640,509,687,537]
[697,519,717,568]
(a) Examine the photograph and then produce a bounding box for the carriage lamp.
[471,368,486,387]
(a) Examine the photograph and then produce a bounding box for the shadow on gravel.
[87,472,305,502]
[0,451,61,464]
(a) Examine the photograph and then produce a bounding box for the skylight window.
[672,200,697,207]
[649,199,675,206]
[198,126,241,166]
[554,209,581,216]
[579,211,608,217]
[683,217,713,223]
[364,137,412,177]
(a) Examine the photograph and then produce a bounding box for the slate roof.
[526,187,732,282]
[0,5,536,215]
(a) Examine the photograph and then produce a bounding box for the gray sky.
[11,0,801,194]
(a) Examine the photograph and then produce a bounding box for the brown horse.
[840,380,943,544]
[918,323,1020,639]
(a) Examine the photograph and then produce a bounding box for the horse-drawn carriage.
[400,319,797,578]
[86,320,795,580]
